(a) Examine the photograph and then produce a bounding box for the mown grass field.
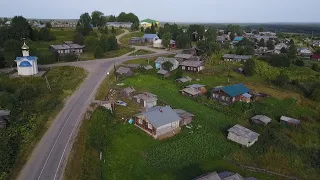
[119,31,144,45]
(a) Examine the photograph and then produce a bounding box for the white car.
[116,100,127,107]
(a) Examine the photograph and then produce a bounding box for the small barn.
[119,86,136,99]
[133,92,158,108]
[251,115,272,126]
[227,124,260,147]
[174,109,195,126]
[157,69,171,77]
[280,116,300,127]
[176,76,192,83]
[116,67,133,76]
[144,65,153,70]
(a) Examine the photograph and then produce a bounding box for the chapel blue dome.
[19,61,32,67]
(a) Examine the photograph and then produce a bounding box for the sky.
[0,0,319,23]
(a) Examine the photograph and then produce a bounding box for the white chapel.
[15,42,38,76]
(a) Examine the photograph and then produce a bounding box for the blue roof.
[143,34,159,39]
[19,61,32,67]
[16,56,37,61]
[222,83,251,97]
[233,37,244,41]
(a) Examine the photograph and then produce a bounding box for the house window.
[148,123,153,129]
[212,93,215,98]
[226,97,230,101]
[182,66,185,70]
[222,96,225,100]
[138,119,142,124]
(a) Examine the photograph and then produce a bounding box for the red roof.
[312,54,320,59]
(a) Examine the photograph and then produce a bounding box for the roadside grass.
[128,49,155,56]
[104,45,133,58]
[119,31,144,45]
[3,66,87,180]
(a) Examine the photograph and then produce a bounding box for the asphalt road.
[17,49,179,180]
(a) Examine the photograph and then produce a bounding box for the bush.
[295,59,305,67]
[84,36,99,52]
[311,63,320,72]
[73,32,84,45]
[243,58,255,76]
[269,54,291,67]
[94,46,104,58]
[274,71,290,87]
[311,88,320,101]
[61,54,78,62]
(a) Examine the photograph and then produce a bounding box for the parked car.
[116,100,128,107]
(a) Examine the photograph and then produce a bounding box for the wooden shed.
[280,116,300,127]
[227,124,260,147]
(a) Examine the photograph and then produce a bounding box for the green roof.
[141,19,158,24]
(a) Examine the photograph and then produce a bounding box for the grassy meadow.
[119,31,145,45]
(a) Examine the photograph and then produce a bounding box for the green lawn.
[119,31,145,45]
[1,66,87,180]
[128,49,155,56]
[105,45,133,58]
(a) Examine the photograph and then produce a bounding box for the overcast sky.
[0,0,319,23]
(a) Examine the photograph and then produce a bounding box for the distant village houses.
[106,22,133,28]
[50,41,84,55]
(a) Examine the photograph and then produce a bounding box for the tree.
[315,48,320,54]
[106,15,116,22]
[258,38,265,47]
[236,46,254,55]
[45,22,52,28]
[197,40,221,56]
[73,32,84,45]
[269,54,291,67]
[84,36,99,52]
[259,26,265,32]
[79,12,91,25]
[131,22,139,31]
[91,11,106,27]
[99,35,109,52]
[162,61,173,71]
[188,24,205,41]
[145,27,151,34]
[288,40,297,60]
[244,58,255,76]
[174,68,183,79]
[311,88,320,101]
[311,63,320,72]
[151,23,156,34]
[205,26,217,42]
[38,27,56,41]
[162,32,172,49]
[176,34,191,49]
[116,12,139,24]
[230,33,235,41]
[140,27,144,32]
[94,45,104,58]
[111,26,115,34]
[280,47,287,54]
[266,40,274,50]
[107,35,118,51]
[295,59,305,67]
[236,38,253,47]
[224,41,230,49]
[274,71,290,87]
[3,39,21,67]
[10,16,33,40]
[77,13,93,36]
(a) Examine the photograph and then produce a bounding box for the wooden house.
[227,124,260,147]
[174,109,195,126]
[116,67,133,76]
[174,53,194,62]
[180,84,207,97]
[133,92,158,108]
[280,116,300,127]
[134,106,181,139]
[251,115,272,126]
[211,84,251,105]
[179,60,205,72]
[119,86,136,99]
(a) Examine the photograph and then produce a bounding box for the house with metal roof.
[128,37,143,45]
[227,124,260,147]
[134,106,181,139]
[223,54,252,62]
[211,83,252,104]
[142,34,159,43]
[251,115,272,126]
[180,60,205,72]
[50,41,84,55]
[157,69,171,77]
[280,116,300,127]
[176,76,192,83]
[133,92,158,108]
[181,84,207,97]
[174,53,194,62]
[233,36,244,42]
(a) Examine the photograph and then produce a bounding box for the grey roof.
[144,65,153,70]
[186,84,205,88]
[136,106,181,128]
[196,172,222,180]
[251,115,272,124]
[280,116,300,125]
[155,57,179,65]
[227,124,260,142]
[212,85,224,91]
[181,88,201,96]
[122,86,135,94]
[174,53,193,59]
[133,93,157,103]
[176,76,192,83]
[180,60,204,67]
[223,54,252,60]
[64,41,73,44]
[50,44,70,50]
[223,173,243,180]
[216,36,226,42]
[116,67,131,74]
[174,109,195,118]
[157,69,169,75]
[67,43,84,49]
[130,37,142,40]
[124,64,141,68]
[106,22,133,26]
[0,110,10,116]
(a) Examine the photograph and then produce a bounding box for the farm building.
[251,115,272,126]
[133,92,158,108]
[128,37,143,45]
[211,84,251,104]
[180,84,207,97]
[116,67,133,76]
[195,171,256,180]
[134,106,181,139]
[176,76,192,83]
[174,109,195,126]
[227,124,260,147]
[0,110,10,129]
[157,69,171,77]
[280,116,300,127]
[98,100,116,113]
[144,65,153,70]
[119,86,136,99]
[223,54,252,62]
[179,60,205,72]
[155,57,179,71]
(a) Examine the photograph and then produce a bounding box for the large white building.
[15,42,38,76]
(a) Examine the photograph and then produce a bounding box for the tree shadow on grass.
[175,163,205,180]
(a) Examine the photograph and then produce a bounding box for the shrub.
[295,59,305,67]
[94,46,104,58]
[269,54,291,67]
[311,63,320,72]
[243,58,255,76]
[274,71,290,87]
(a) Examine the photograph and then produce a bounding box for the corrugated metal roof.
[116,67,131,74]
[227,124,260,142]
[280,116,300,125]
[143,34,159,39]
[251,115,272,124]
[186,84,205,88]
[222,83,251,97]
[157,69,169,75]
[180,60,203,67]
[174,53,193,59]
